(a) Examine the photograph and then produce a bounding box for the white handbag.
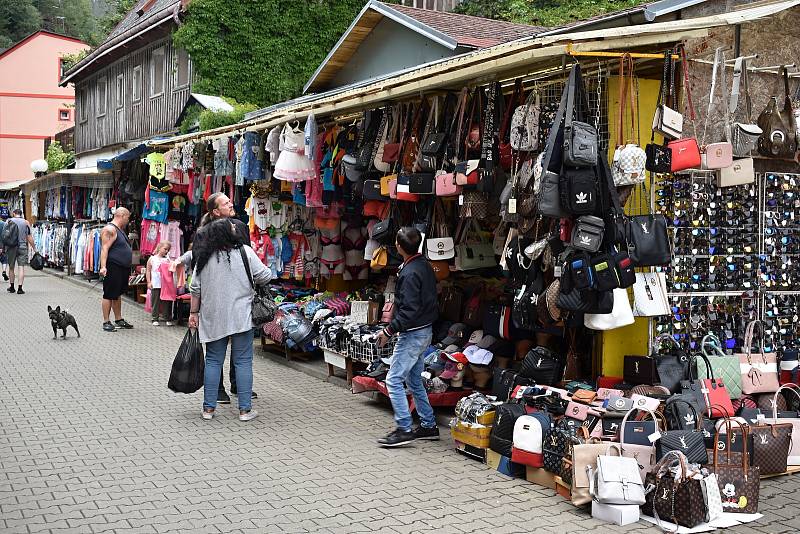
[425,201,454,260]
[584,288,635,331]
[588,444,647,505]
[612,144,646,186]
[701,473,724,522]
[717,157,754,187]
[632,272,670,317]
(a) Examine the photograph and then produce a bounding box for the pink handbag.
[702,142,733,170]
[380,301,394,323]
[596,388,624,400]
[736,320,780,395]
[388,178,397,199]
[566,401,590,421]
[436,171,461,197]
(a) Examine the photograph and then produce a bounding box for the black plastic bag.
[29,252,44,271]
[168,329,204,393]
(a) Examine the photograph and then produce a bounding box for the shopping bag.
[29,252,45,271]
[168,329,205,393]
[144,289,152,313]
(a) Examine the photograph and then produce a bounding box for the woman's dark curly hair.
[193,218,241,274]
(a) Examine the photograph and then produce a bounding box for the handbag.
[588,443,646,505]
[749,422,793,476]
[439,285,463,323]
[697,333,743,399]
[407,173,435,195]
[453,219,496,271]
[651,49,683,139]
[760,385,800,465]
[625,214,671,267]
[695,352,735,418]
[583,288,634,331]
[727,57,762,157]
[380,174,396,196]
[702,473,724,523]
[757,67,798,158]
[459,191,489,219]
[632,272,670,317]
[718,157,755,187]
[570,215,604,252]
[642,451,707,529]
[571,440,609,506]
[563,66,597,167]
[239,248,277,327]
[700,48,734,170]
[645,141,672,173]
[612,55,646,186]
[535,67,572,219]
[435,171,461,197]
[736,320,780,395]
[510,87,540,152]
[620,407,661,446]
[520,346,565,386]
[623,355,658,386]
[651,334,690,394]
[668,137,701,172]
[395,174,420,202]
[705,420,760,514]
[425,201,454,261]
[656,408,709,465]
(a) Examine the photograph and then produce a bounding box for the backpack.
[511,412,552,467]
[489,402,527,457]
[509,90,540,152]
[2,220,19,248]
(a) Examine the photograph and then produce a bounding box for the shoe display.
[413,426,440,441]
[378,428,416,447]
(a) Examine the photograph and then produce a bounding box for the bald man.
[99,207,135,332]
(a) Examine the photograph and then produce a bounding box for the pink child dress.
[274,123,316,182]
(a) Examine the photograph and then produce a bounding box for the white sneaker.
[239,409,258,422]
[165,321,174,326]
[152,321,159,326]
[202,409,215,420]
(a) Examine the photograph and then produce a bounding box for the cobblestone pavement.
[2,272,799,534]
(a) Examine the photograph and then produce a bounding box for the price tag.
[554,265,562,278]
[459,194,464,206]
[418,232,426,254]
[648,431,662,444]
[508,198,517,214]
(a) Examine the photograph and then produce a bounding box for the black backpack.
[489,402,526,456]
[2,220,19,248]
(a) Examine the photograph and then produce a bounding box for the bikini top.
[320,234,341,246]
[342,231,367,250]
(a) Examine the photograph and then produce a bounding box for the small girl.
[147,241,172,326]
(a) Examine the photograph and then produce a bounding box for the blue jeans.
[203,330,254,411]
[385,327,436,432]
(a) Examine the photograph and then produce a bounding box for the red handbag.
[697,353,735,417]
[668,138,701,172]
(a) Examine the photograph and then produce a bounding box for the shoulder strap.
[540,66,573,176]
[239,246,255,290]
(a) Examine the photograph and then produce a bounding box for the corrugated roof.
[389,4,545,48]
[60,0,181,84]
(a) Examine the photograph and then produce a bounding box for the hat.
[439,323,472,347]
[441,344,460,354]
[477,334,498,350]
[464,345,494,366]
[443,351,469,365]
[440,360,466,380]
[464,330,485,347]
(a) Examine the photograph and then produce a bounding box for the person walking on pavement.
[3,209,36,294]
[146,241,173,326]
[99,207,135,332]
[0,215,8,281]
[376,227,440,447]
[189,218,273,422]
[197,192,257,404]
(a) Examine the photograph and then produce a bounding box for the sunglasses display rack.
[652,170,800,357]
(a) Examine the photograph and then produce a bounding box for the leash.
[62,276,104,314]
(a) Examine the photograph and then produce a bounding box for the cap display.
[440,360,466,379]
[439,323,472,347]
[464,345,494,366]
[465,329,485,347]
[443,351,469,364]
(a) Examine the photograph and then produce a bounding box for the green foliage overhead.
[173,0,390,108]
[455,0,650,27]
[0,0,42,51]
[60,49,90,72]
[179,99,259,135]
[45,142,75,173]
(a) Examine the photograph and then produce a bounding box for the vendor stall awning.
[55,167,112,175]
[111,143,151,163]
[0,178,34,191]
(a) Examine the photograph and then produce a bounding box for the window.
[115,74,124,109]
[97,76,107,116]
[59,58,68,80]
[175,47,190,88]
[58,109,70,121]
[150,47,165,97]
[132,65,142,102]
[79,89,87,122]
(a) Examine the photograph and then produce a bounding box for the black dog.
[48,306,80,339]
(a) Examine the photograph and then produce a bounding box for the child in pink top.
[146,241,172,326]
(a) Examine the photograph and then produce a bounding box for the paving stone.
[2,272,800,533]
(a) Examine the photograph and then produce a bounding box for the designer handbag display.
[749,422,793,476]
[642,451,707,529]
[696,333,743,399]
[760,385,800,465]
[728,57,762,157]
[705,421,760,514]
[651,49,683,139]
[656,411,708,465]
[736,320,780,395]
[588,443,646,505]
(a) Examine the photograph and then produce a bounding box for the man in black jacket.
[376,227,439,447]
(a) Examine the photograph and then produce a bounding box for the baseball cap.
[464,345,494,366]
[443,351,469,364]
[477,334,498,349]
[464,330,485,347]
[440,360,466,380]
[442,344,460,354]
[439,323,472,347]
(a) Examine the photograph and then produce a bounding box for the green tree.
[173,0,383,107]
[0,0,42,51]
[33,0,96,43]
[456,0,649,27]
[93,0,135,43]
[45,141,75,172]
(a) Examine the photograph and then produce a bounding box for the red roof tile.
[389,4,545,48]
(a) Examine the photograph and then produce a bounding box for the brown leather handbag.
[757,67,798,158]
[749,422,793,476]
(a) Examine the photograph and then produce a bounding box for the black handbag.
[557,287,613,314]
[626,214,671,267]
[623,355,658,386]
[665,396,703,431]
[371,217,394,244]
[491,368,534,402]
[362,180,385,200]
[652,336,690,393]
[560,166,597,215]
[239,248,277,327]
[679,359,707,415]
[520,346,565,385]
[645,142,672,173]
[408,173,435,194]
[657,426,709,465]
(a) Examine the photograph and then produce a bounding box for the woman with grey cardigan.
[188,219,273,421]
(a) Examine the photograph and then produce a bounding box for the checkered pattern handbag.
[612,144,647,186]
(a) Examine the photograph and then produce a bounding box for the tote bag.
[736,320,780,394]
[696,333,742,399]
[761,385,800,465]
[584,288,635,331]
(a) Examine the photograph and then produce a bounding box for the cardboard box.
[486,449,524,478]
[554,476,571,500]
[591,501,640,526]
[525,466,557,490]
[476,411,496,426]
[450,420,492,449]
[453,440,487,462]
[349,301,381,324]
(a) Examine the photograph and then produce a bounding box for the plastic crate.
[347,336,395,363]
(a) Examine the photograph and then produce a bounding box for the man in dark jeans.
[376,227,440,447]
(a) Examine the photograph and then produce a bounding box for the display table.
[351,376,473,410]
[323,350,365,386]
